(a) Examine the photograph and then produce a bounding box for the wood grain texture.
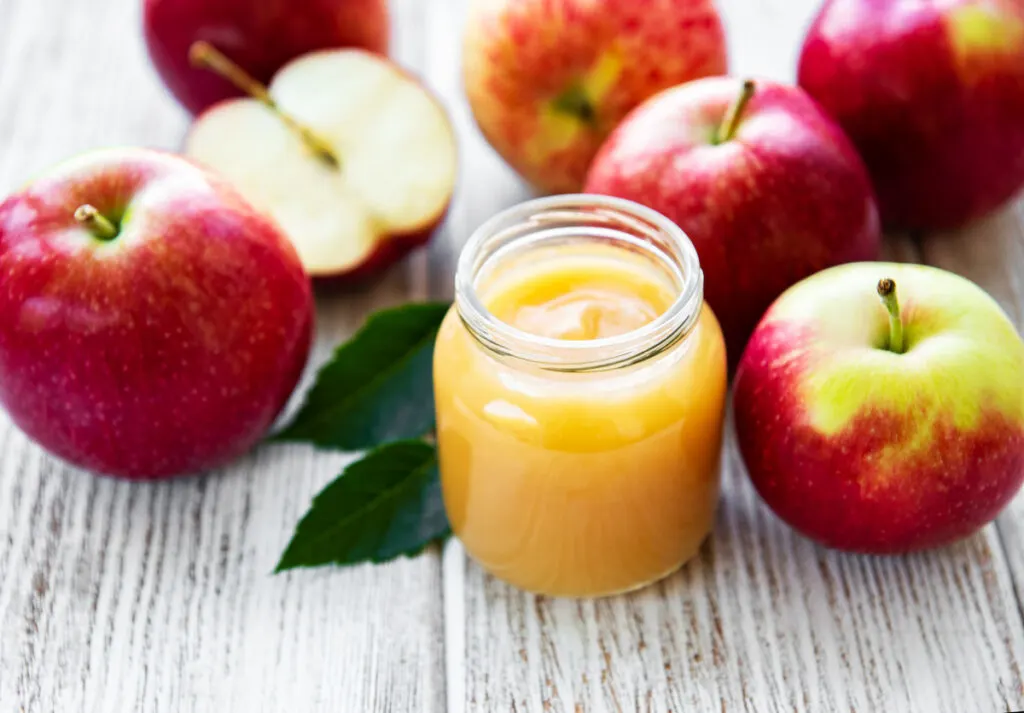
[0,0,445,711]
[442,0,1024,710]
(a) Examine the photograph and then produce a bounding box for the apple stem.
[74,204,118,241]
[715,79,756,145]
[188,41,340,170]
[877,278,905,354]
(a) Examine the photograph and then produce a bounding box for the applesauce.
[434,196,727,597]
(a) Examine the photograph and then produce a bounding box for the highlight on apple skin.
[585,77,882,364]
[185,46,458,284]
[463,0,728,194]
[733,262,1024,553]
[144,0,389,115]
[0,148,315,480]
[798,0,1024,231]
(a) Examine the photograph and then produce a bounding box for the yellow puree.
[434,246,728,597]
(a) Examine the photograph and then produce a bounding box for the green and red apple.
[464,0,728,193]
[734,263,1024,552]
[144,0,389,115]
[798,0,1024,230]
[185,44,457,283]
[0,148,314,480]
[585,77,882,362]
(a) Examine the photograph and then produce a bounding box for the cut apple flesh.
[185,50,457,277]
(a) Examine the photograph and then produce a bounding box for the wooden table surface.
[2,0,1023,711]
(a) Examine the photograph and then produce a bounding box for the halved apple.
[185,45,457,281]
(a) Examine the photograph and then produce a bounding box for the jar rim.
[455,194,704,372]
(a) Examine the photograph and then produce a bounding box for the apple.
[798,0,1024,231]
[144,0,389,115]
[734,263,1024,552]
[185,43,457,283]
[463,0,728,194]
[0,148,314,480]
[585,77,882,363]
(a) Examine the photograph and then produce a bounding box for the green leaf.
[275,440,449,572]
[273,302,450,450]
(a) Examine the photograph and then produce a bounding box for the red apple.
[798,0,1024,231]
[734,263,1024,552]
[0,148,314,480]
[144,0,389,115]
[463,0,728,193]
[185,44,457,283]
[585,77,882,363]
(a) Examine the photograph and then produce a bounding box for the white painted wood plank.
[440,0,1024,707]
[0,0,446,710]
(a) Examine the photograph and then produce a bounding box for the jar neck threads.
[455,195,704,373]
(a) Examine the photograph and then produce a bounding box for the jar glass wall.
[433,195,728,597]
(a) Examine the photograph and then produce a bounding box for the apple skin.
[144,0,389,115]
[0,148,314,480]
[585,77,882,364]
[338,217,449,285]
[464,0,727,194]
[734,263,1024,553]
[798,0,1024,231]
[312,217,449,288]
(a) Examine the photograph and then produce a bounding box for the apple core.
[184,47,457,282]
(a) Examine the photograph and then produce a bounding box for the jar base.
[464,532,711,600]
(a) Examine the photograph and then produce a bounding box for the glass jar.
[433,195,727,597]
